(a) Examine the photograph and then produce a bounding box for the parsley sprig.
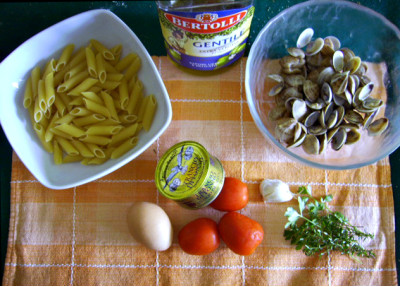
[284,186,375,261]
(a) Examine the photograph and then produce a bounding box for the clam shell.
[303,80,319,102]
[367,117,389,136]
[330,71,349,94]
[292,99,308,121]
[321,82,333,103]
[332,50,344,72]
[304,111,320,127]
[287,47,305,58]
[345,128,361,145]
[302,134,320,155]
[268,83,284,97]
[331,127,347,150]
[306,38,324,56]
[297,28,314,48]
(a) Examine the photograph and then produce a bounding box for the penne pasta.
[54,123,86,138]
[33,123,53,153]
[23,77,33,108]
[73,114,105,127]
[37,79,47,112]
[31,66,41,98]
[100,91,119,121]
[70,140,95,158]
[56,44,75,72]
[118,79,129,110]
[54,96,67,116]
[111,137,138,159]
[85,47,97,78]
[115,53,137,72]
[80,134,111,146]
[68,78,98,96]
[95,53,107,84]
[44,72,56,107]
[141,94,157,132]
[86,143,106,158]
[127,79,143,115]
[83,98,110,118]
[23,39,157,166]
[90,39,115,60]
[53,140,63,165]
[81,91,103,105]
[55,136,79,156]
[86,125,123,136]
[109,123,138,146]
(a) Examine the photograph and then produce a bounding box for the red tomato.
[218,211,264,256]
[178,218,220,255]
[210,177,249,211]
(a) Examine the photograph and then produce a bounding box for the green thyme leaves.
[284,186,375,261]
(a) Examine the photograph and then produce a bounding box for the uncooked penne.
[54,123,86,138]
[90,39,115,61]
[55,136,79,156]
[85,47,97,78]
[100,91,119,121]
[95,53,106,84]
[56,44,75,72]
[53,140,63,165]
[109,123,138,146]
[68,78,98,96]
[141,94,157,131]
[73,114,105,127]
[23,77,33,108]
[24,39,156,166]
[118,79,129,110]
[111,137,138,159]
[44,72,56,107]
[70,140,94,158]
[83,98,110,118]
[86,125,123,136]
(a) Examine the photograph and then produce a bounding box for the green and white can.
[155,141,225,209]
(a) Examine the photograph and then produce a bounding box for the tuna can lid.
[155,141,210,200]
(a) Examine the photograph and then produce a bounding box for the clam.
[344,110,364,125]
[321,82,333,103]
[292,99,308,121]
[367,118,389,136]
[304,111,320,127]
[302,134,320,155]
[332,50,344,72]
[303,80,319,102]
[330,71,349,94]
[306,37,324,56]
[345,128,361,145]
[331,127,347,150]
[297,28,314,48]
[317,67,335,86]
[287,47,305,58]
[268,83,284,97]
[268,105,287,121]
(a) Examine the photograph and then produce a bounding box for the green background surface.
[1,0,400,282]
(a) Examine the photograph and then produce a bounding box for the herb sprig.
[284,186,375,261]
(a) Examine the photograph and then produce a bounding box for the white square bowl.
[0,9,172,189]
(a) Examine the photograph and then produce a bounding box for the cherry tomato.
[218,211,264,256]
[178,218,220,255]
[210,177,249,211]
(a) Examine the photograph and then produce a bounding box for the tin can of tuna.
[155,141,225,209]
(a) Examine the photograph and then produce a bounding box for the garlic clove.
[259,179,294,203]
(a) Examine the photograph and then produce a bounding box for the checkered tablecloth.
[2,56,397,285]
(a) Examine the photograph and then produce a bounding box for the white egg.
[127,202,173,251]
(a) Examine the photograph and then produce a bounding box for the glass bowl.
[245,0,400,170]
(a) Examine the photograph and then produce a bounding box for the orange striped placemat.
[2,56,397,285]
